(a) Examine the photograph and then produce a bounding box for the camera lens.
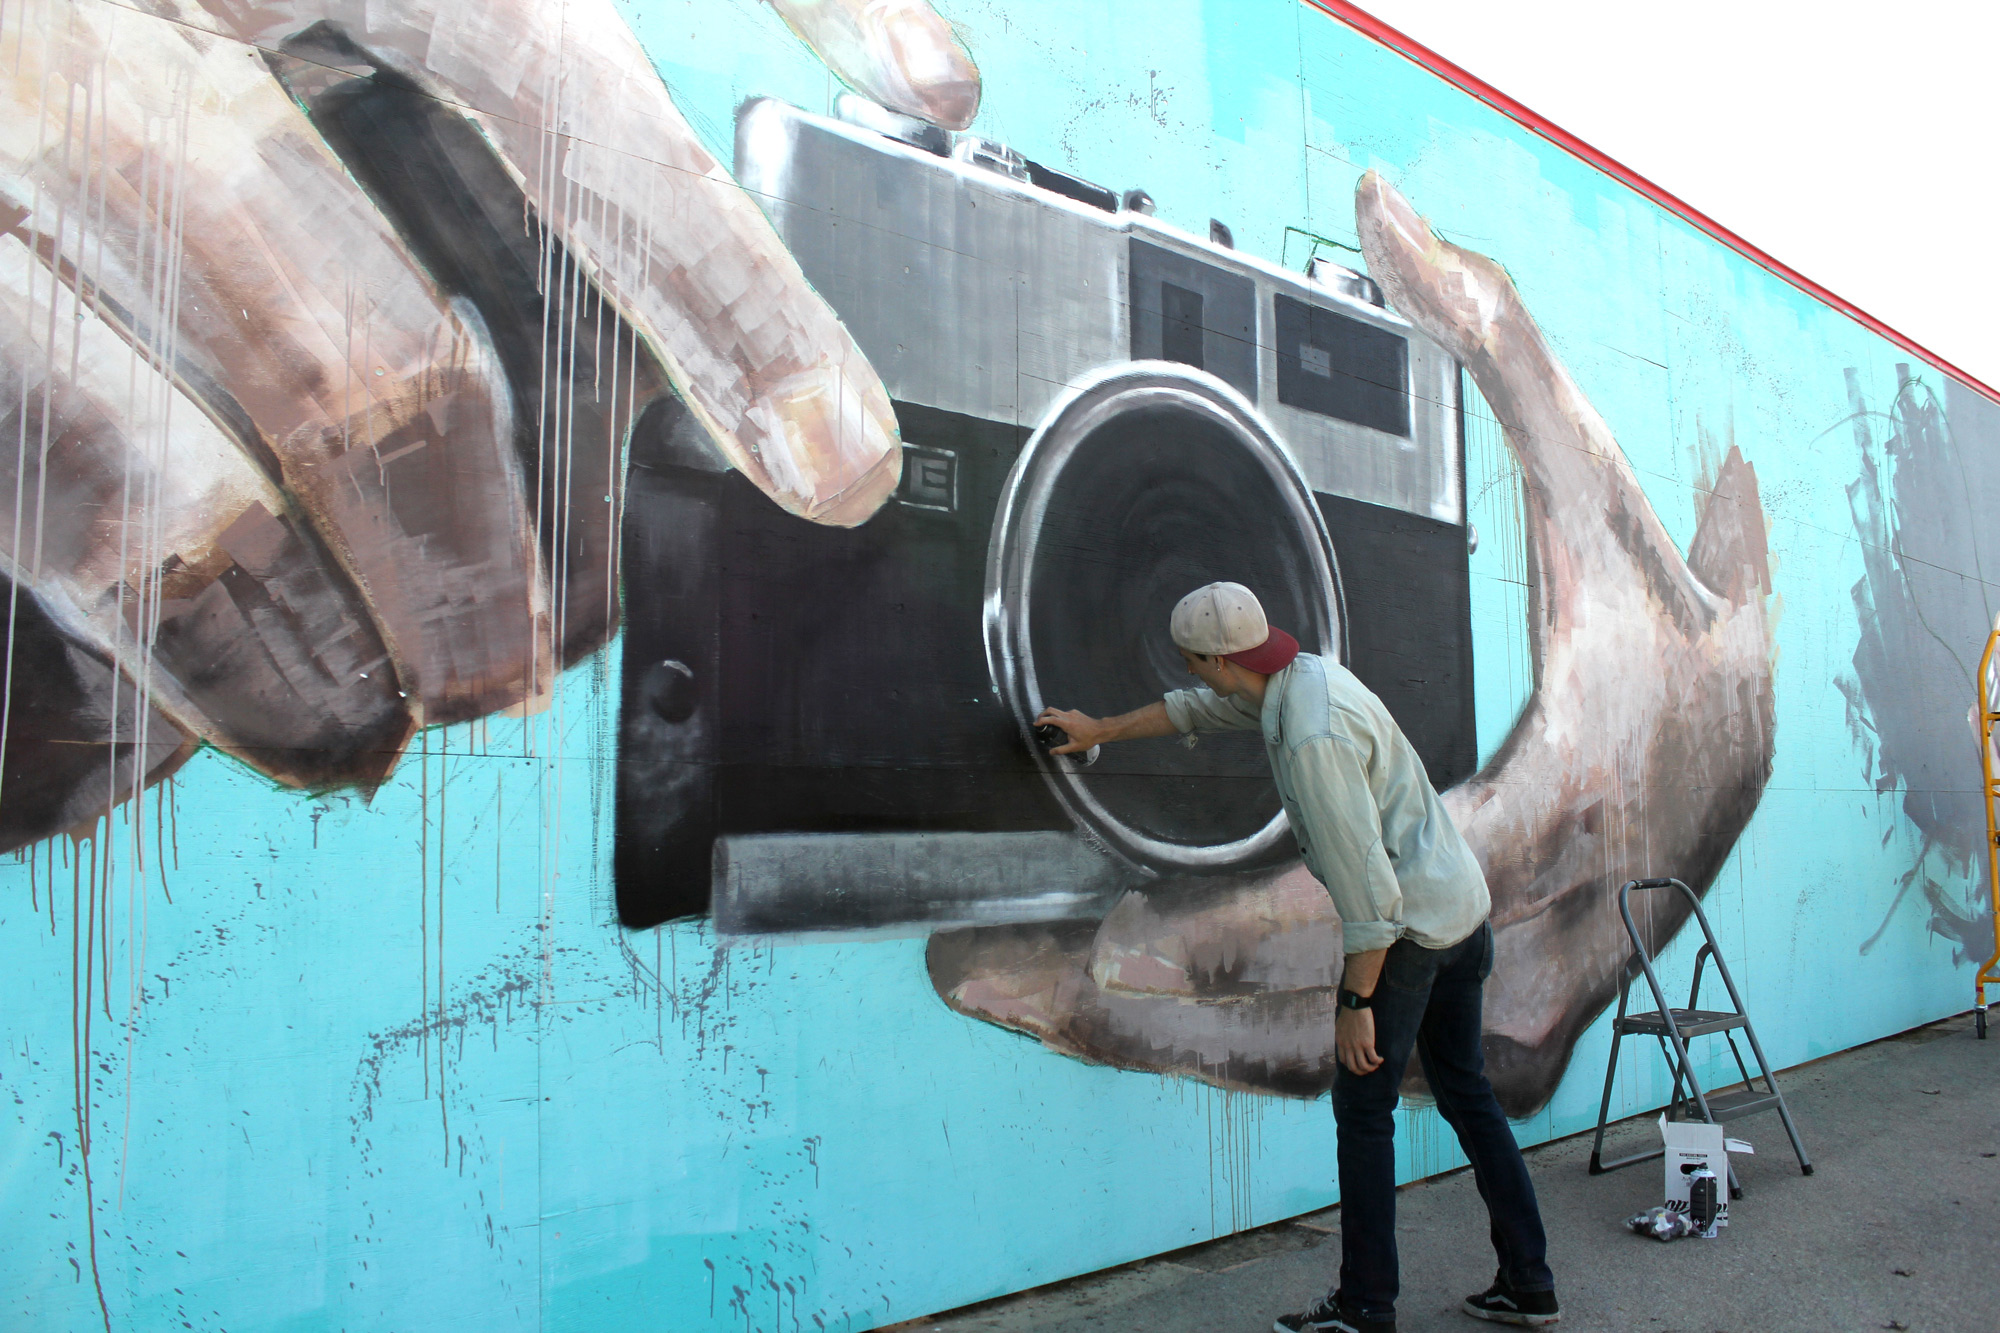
[987,365,1342,873]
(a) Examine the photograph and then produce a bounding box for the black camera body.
[614,97,1474,932]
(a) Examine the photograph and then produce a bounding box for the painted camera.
[613,96,1474,932]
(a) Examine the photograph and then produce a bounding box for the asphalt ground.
[885,1013,2000,1333]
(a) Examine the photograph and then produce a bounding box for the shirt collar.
[1259,659,1297,745]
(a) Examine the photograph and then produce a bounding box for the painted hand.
[928,175,1776,1116]
[0,0,974,847]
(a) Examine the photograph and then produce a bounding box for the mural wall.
[1,0,1989,1328]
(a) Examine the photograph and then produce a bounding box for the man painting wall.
[1039,582,1559,1332]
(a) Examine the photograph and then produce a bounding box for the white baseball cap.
[1170,582,1300,673]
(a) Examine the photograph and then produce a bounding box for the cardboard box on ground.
[1660,1115,1756,1238]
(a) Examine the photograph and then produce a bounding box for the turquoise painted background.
[3,0,1986,1328]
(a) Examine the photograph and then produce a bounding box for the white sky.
[1350,0,2000,392]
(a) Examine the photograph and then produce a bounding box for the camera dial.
[1308,256,1386,308]
[951,135,1030,183]
[832,92,949,156]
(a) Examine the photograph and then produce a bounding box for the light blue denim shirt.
[1163,653,1489,955]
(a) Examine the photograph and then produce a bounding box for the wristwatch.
[1336,988,1374,1011]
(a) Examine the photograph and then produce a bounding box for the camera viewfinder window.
[1160,284,1205,368]
[1128,240,1256,400]
[1274,294,1410,437]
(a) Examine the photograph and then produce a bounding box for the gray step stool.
[1587,877,1813,1191]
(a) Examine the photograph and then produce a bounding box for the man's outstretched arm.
[1034,702,1176,754]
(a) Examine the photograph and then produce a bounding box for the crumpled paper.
[1625,1205,1698,1242]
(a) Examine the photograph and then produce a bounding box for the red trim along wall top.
[1304,0,2000,405]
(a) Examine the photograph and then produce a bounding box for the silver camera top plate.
[735,96,1462,526]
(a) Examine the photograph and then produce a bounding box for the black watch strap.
[1337,988,1374,1011]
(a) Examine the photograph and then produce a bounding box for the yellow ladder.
[1977,616,2000,1038]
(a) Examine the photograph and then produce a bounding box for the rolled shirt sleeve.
[1163,687,1262,734]
[1286,735,1405,954]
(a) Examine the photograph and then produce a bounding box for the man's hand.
[1335,1008,1382,1077]
[1035,708,1109,754]
[1035,701,1177,754]
[1334,947,1386,1076]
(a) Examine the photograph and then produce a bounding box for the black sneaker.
[1462,1274,1560,1325]
[1274,1294,1396,1333]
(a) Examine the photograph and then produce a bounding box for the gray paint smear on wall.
[1840,368,2000,960]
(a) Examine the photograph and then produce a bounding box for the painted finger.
[1086,868,1341,998]
[0,227,413,788]
[264,40,663,670]
[928,917,1348,1099]
[186,0,902,529]
[765,0,982,130]
[0,573,192,854]
[1358,171,1774,1114]
[3,0,549,733]
[927,866,1348,1096]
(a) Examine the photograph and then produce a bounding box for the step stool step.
[1612,1008,1747,1038]
[1690,1087,1783,1121]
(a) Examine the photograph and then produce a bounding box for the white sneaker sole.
[1274,1316,1372,1333]
[1461,1302,1560,1326]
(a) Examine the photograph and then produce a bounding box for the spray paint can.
[1687,1166,1720,1233]
[1033,723,1100,766]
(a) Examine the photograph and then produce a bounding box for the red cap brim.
[1224,626,1300,675]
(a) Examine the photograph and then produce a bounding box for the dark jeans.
[1330,921,1553,1319]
